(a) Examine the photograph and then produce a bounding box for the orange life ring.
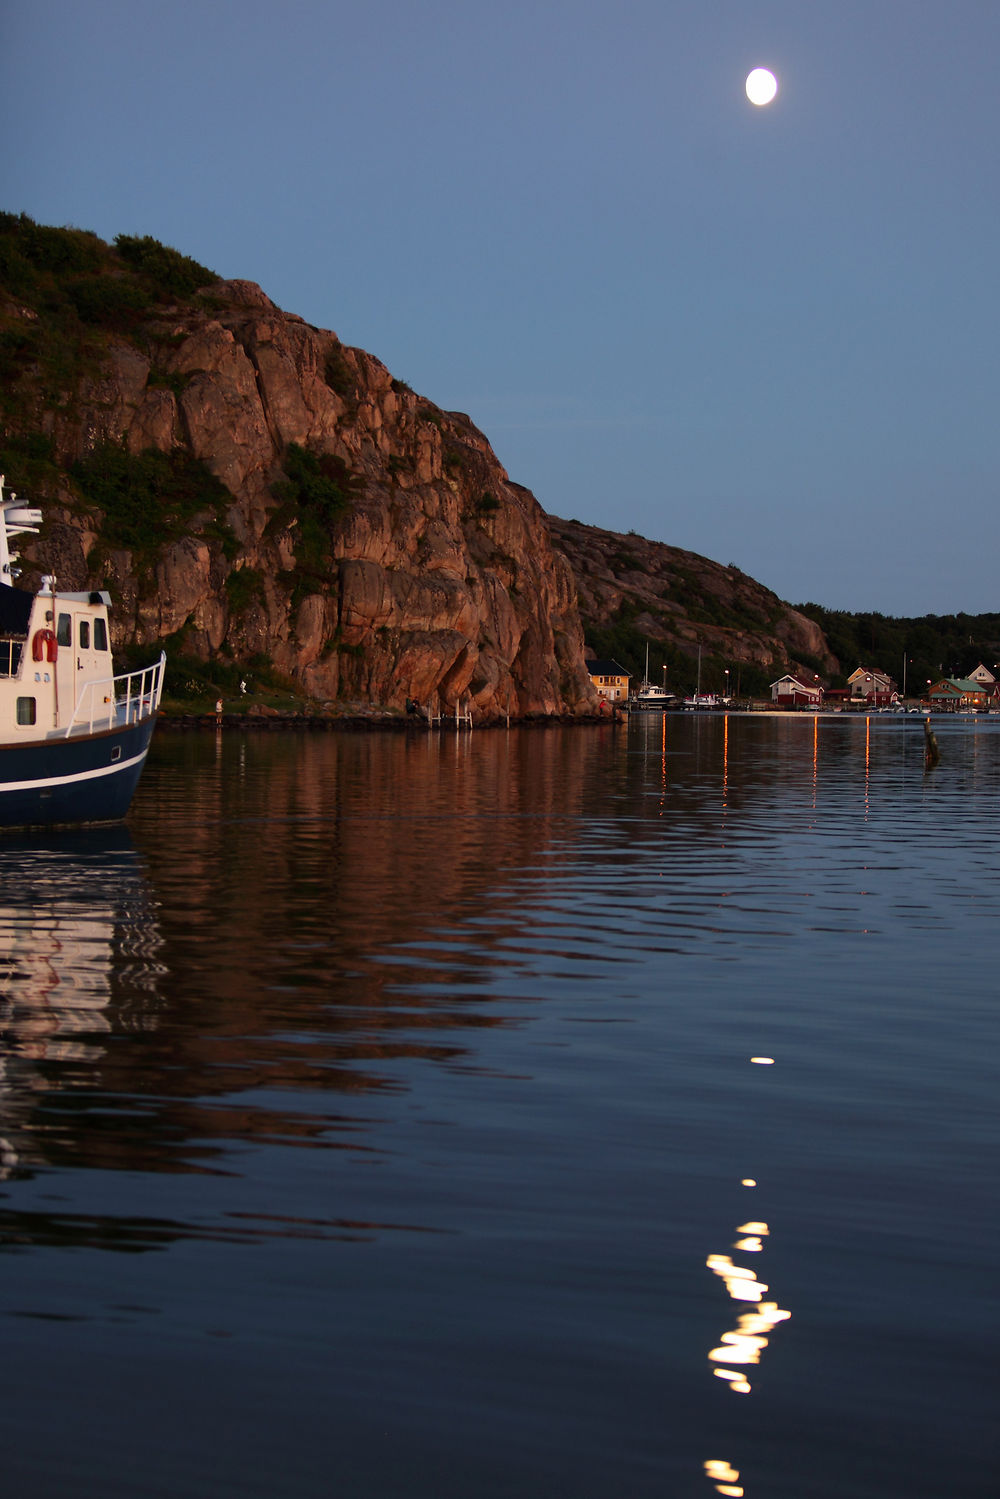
[32,628,58,663]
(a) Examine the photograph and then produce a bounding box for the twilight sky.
[2,0,997,615]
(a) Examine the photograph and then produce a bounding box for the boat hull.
[0,713,158,830]
[628,689,677,711]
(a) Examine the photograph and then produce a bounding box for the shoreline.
[156,709,616,732]
[156,702,988,732]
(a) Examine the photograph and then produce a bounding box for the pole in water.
[923,715,940,766]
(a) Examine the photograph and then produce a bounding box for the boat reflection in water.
[0,827,163,1178]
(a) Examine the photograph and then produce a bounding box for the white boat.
[630,681,677,710]
[0,475,165,829]
[628,644,677,711]
[682,693,730,710]
[680,645,730,708]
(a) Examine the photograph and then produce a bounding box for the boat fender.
[32,628,58,663]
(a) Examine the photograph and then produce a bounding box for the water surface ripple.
[0,714,996,1497]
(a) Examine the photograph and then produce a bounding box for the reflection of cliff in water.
[0,828,164,1178]
[3,728,624,1184]
[130,727,618,1064]
[0,716,939,1193]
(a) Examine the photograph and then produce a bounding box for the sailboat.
[628,644,676,711]
[682,645,728,709]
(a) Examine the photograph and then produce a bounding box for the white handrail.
[64,652,166,736]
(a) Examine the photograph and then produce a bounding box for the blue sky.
[2,0,997,615]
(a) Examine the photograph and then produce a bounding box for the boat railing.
[64,652,166,736]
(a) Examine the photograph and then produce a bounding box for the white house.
[770,674,822,706]
[847,667,897,704]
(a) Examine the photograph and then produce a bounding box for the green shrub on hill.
[0,217,223,433]
[0,215,103,286]
[114,234,217,299]
[67,275,152,326]
[323,345,355,399]
[225,567,266,614]
[272,443,360,572]
[0,432,60,494]
[72,442,233,556]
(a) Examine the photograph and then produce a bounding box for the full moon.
[746,67,778,106]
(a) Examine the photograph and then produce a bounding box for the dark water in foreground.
[0,713,997,1498]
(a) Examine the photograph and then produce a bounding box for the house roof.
[928,678,989,698]
[586,659,630,677]
[847,666,894,685]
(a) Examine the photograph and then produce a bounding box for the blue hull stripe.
[0,714,159,828]
[0,746,149,794]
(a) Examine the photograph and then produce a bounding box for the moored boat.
[630,681,677,710]
[628,643,677,711]
[682,693,731,710]
[0,475,165,830]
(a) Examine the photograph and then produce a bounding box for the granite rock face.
[6,253,835,714]
[23,279,596,718]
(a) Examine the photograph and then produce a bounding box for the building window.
[16,696,36,725]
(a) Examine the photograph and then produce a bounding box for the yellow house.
[586,658,631,702]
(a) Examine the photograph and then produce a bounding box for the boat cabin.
[0,577,117,740]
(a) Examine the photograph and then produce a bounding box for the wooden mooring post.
[924,715,940,767]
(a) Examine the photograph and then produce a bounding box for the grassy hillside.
[795,603,1000,690]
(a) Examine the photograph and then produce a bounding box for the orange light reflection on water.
[722,713,729,816]
[661,710,668,800]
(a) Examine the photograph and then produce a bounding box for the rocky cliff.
[0,218,834,714]
[548,515,837,693]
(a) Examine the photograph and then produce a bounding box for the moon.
[746,67,778,106]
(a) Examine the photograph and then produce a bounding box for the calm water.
[1,713,997,1498]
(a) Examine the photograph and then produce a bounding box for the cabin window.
[94,617,109,651]
[57,613,72,647]
[79,620,90,649]
[0,639,23,677]
[16,696,36,726]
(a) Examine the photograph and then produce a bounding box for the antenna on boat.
[0,473,43,587]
